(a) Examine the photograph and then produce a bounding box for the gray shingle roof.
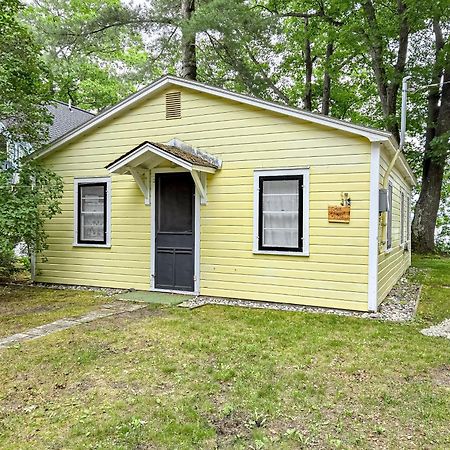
[46,101,95,143]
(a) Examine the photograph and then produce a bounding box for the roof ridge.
[52,100,96,116]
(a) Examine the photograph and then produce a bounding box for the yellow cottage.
[34,76,416,312]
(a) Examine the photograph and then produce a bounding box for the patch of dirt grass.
[430,365,450,387]
[0,284,109,338]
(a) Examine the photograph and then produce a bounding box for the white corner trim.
[368,142,380,312]
[253,168,310,256]
[73,177,112,248]
[150,167,200,294]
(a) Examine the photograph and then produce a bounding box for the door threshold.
[151,288,198,296]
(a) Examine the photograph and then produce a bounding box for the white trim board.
[368,142,380,312]
[150,167,200,295]
[106,141,218,175]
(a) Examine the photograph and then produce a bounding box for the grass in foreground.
[0,285,108,338]
[412,254,450,324]
[0,257,449,449]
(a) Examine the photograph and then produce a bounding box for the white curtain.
[262,179,299,247]
[80,185,105,241]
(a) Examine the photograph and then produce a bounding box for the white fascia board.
[106,142,196,174]
[168,77,390,142]
[107,147,149,173]
[192,164,216,173]
[35,75,394,161]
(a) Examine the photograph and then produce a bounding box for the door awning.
[105,139,222,205]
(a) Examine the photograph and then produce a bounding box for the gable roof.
[105,140,221,173]
[33,75,415,184]
[46,101,95,143]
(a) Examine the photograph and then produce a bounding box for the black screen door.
[155,173,195,291]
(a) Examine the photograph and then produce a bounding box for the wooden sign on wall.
[328,206,351,223]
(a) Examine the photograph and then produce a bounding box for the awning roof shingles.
[105,140,220,171]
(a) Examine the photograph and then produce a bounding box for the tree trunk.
[362,0,408,143]
[412,21,449,253]
[181,0,196,80]
[303,18,313,111]
[321,42,333,115]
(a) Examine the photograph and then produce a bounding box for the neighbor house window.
[400,190,405,245]
[254,169,309,255]
[74,178,111,246]
[386,181,393,250]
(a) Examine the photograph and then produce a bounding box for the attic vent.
[165,91,181,119]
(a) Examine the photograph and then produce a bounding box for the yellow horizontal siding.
[377,144,412,304]
[37,86,373,309]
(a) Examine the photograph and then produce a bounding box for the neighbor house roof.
[46,101,95,143]
[34,75,415,183]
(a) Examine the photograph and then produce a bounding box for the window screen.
[387,182,393,249]
[259,175,303,251]
[78,183,107,244]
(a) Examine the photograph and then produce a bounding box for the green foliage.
[24,0,157,111]
[0,154,64,272]
[0,247,19,277]
[0,0,52,146]
[0,0,64,277]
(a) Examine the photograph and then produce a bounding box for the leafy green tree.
[0,0,52,146]
[24,0,154,110]
[0,158,63,276]
[0,0,63,275]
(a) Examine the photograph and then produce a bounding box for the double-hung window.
[74,178,111,246]
[254,169,309,255]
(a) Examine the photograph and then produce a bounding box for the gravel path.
[179,271,421,322]
[32,282,129,297]
[0,301,146,349]
[421,319,450,340]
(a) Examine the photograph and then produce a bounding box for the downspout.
[380,76,410,248]
[383,76,411,189]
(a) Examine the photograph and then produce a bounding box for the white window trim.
[400,189,406,247]
[406,194,411,245]
[253,168,310,257]
[73,177,112,248]
[386,180,393,253]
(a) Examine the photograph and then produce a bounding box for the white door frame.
[150,167,200,295]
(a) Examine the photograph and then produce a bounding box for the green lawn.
[0,257,449,449]
[0,285,109,338]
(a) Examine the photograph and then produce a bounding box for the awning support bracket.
[129,167,150,205]
[191,170,207,205]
